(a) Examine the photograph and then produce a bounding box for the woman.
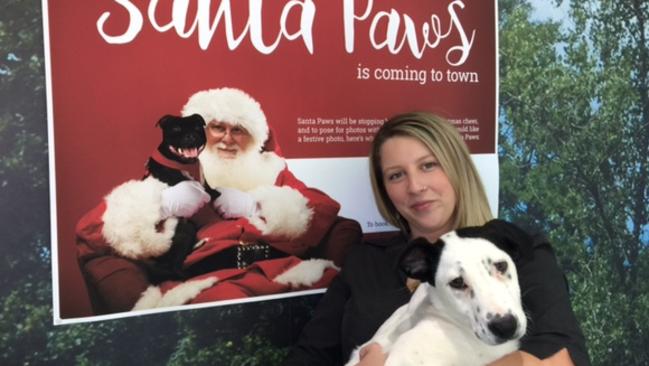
[285,112,590,365]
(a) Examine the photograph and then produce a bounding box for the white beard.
[199,146,286,192]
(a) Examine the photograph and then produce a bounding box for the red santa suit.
[76,88,345,314]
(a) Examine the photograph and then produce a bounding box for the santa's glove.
[212,187,258,219]
[160,180,211,219]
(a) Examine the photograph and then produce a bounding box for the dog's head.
[156,114,207,163]
[399,219,528,346]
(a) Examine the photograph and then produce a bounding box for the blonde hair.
[369,112,493,235]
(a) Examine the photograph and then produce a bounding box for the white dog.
[346,220,528,366]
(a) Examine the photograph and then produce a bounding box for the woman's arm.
[515,236,590,366]
[284,273,350,366]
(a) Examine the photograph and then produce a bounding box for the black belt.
[185,240,287,277]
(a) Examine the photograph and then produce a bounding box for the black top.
[286,232,591,366]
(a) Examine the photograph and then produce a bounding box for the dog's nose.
[182,133,201,145]
[487,314,518,340]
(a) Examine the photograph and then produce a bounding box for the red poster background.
[46,0,496,319]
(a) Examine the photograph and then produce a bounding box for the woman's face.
[380,135,457,241]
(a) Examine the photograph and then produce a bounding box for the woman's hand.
[355,343,387,366]
[540,349,574,366]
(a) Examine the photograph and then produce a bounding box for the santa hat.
[182,88,269,153]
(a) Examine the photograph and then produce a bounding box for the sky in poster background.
[44,0,497,318]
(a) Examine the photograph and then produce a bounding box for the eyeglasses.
[207,122,248,138]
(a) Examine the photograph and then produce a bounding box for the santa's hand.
[160,180,210,219]
[213,187,257,219]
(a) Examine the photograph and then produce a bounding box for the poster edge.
[54,287,327,325]
[40,0,64,326]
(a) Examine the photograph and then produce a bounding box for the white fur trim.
[273,259,339,287]
[248,186,313,239]
[199,148,285,192]
[102,177,177,260]
[131,285,163,310]
[132,277,218,310]
[182,88,268,153]
[157,277,218,307]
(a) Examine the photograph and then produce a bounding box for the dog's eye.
[448,277,467,290]
[494,261,508,274]
[171,126,182,133]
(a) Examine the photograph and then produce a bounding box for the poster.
[43,0,498,323]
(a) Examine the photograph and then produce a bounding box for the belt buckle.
[236,241,270,269]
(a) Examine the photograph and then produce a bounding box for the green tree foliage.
[499,1,648,365]
[0,0,49,292]
[0,270,312,365]
[166,297,318,365]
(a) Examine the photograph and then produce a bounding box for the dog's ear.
[399,237,444,285]
[480,219,534,263]
[188,113,206,126]
[156,114,175,128]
